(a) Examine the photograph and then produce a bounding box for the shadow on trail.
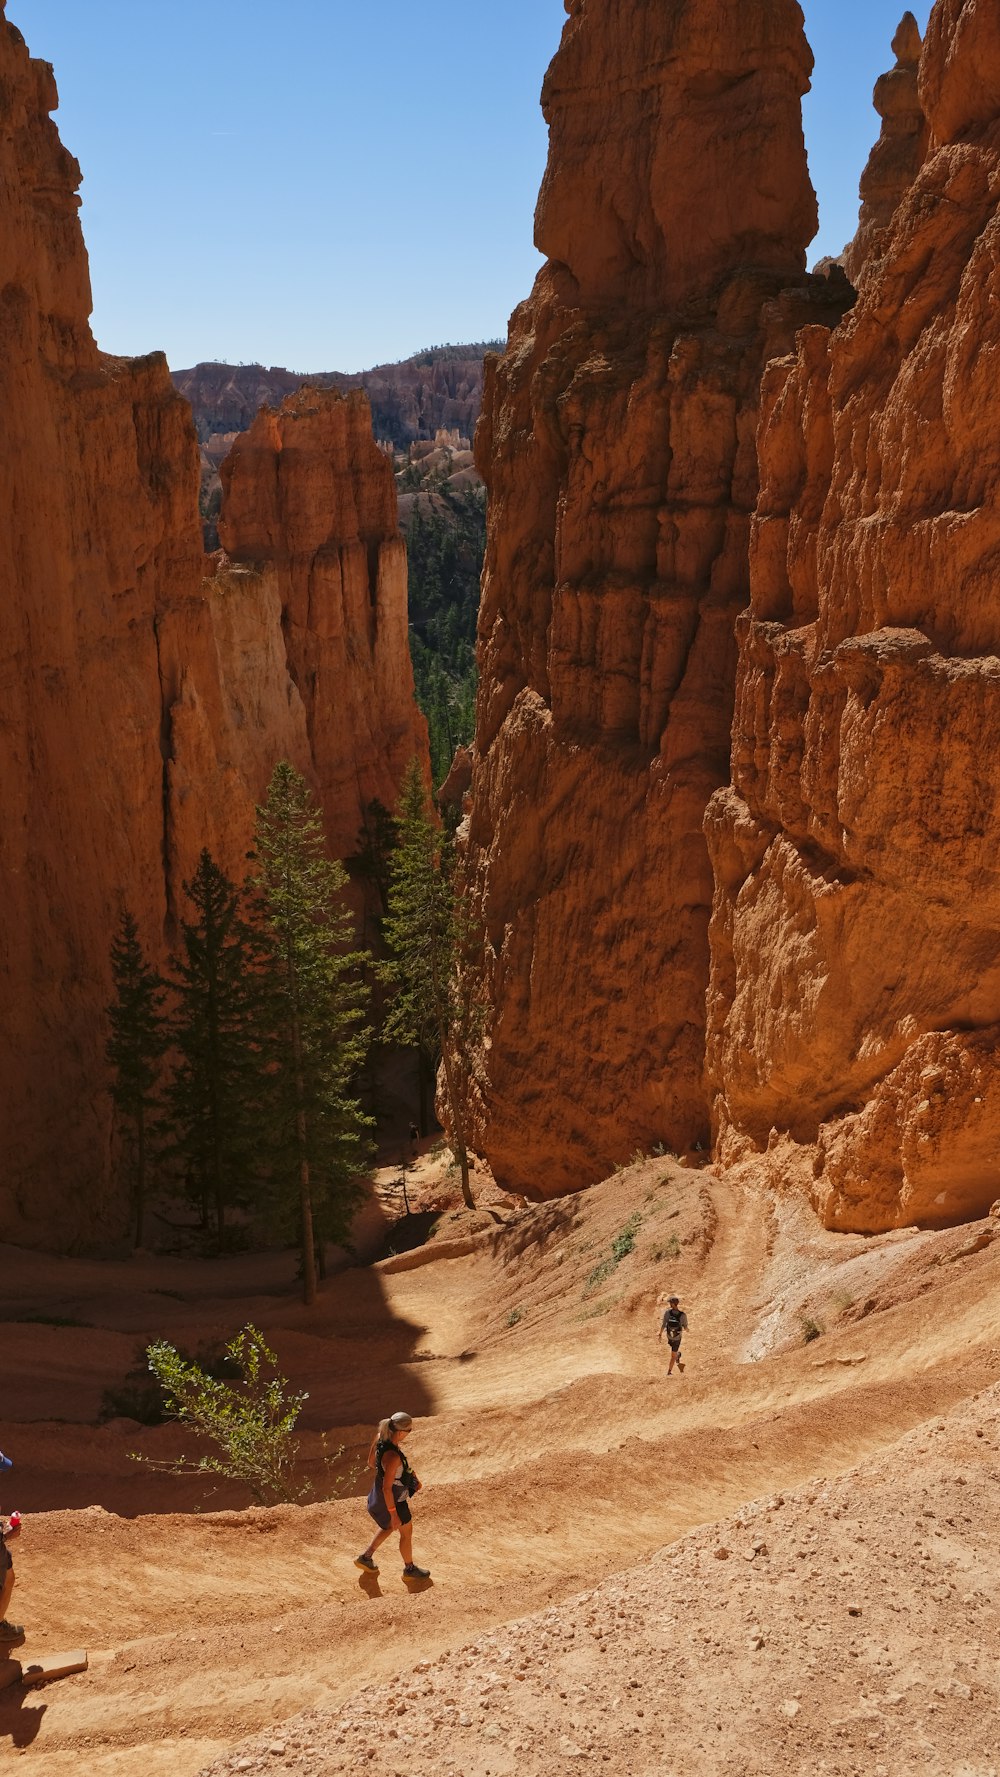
[0,1690,46,1748]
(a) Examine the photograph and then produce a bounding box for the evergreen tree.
[249,763,373,1304]
[164,849,262,1250]
[381,759,477,1208]
[106,910,168,1247]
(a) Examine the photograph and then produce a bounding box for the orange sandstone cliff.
[706,0,1000,1231]
[218,389,426,864]
[0,6,424,1248]
[457,0,823,1195]
[843,12,928,286]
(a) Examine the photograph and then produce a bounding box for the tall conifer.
[382,759,476,1208]
[106,910,168,1247]
[165,849,261,1249]
[249,762,373,1304]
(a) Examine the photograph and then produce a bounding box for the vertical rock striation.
[0,6,425,1247]
[706,0,1000,1230]
[458,0,819,1195]
[218,388,427,864]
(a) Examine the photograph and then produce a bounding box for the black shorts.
[368,1494,412,1531]
[0,1542,12,1579]
[668,1337,682,1352]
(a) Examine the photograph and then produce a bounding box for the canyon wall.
[217,388,427,863]
[706,0,1000,1230]
[175,347,493,451]
[458,0,825,1195]
[0,6,424,1248]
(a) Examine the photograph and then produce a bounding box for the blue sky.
[8,0,930,372]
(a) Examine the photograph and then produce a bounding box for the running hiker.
[355,1411,430,1580]
[659,1296,689,1374]
[0,1449,24,1647]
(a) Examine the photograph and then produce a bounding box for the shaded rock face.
[0,8,425,1248]
[458,0,818,1196]
[218,389,428,863]
[843,12,928,286]
[706,0,1000,1232]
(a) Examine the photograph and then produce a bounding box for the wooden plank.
[19,1650,88,1687]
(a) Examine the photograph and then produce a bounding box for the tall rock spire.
[707,0,1000,1231]
[452,0,829,1196]
[843,12,927,285]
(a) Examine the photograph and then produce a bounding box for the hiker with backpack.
[659,1295,689,1374]
[355,1411,430,1580]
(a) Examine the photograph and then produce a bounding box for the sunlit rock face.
[706,0,1000,1231]
[843,12,928,287]
[0,7,425,1248]
[218,388,427,864]
[457,0,819,1196]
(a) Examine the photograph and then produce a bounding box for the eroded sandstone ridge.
[706,0,1000,1231]
[217,388,427,862]
[0,6,424,1247]
[458,0,820,1194]
[843,12,927,285]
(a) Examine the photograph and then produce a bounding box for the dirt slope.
[2,1157,999,1774]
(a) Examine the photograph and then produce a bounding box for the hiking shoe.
[403,1563,430,1579]
[0,1621,25,1646]
[354,1553,379,1573]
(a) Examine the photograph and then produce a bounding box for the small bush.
[131,1324,308,1504]
[611,1213,642,1263]
[801,1317,824,1345]
[584,1256,616,1295]
[506,1306,524,1328]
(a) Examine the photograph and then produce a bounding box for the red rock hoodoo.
[843,12,928,286]
[458,0,820,1195]
[706,0,1000,1231]
[0,6,425,1248]
[217,388,427,864]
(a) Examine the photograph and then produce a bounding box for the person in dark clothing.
[0,1450,23,1647]
[355,1411,430,1579]
[659,1296,689,1374]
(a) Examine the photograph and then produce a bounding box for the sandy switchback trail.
[3,1158,999,1773]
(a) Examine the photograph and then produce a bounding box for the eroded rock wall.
[459,0,819,1195]
[706,0,1000,1230]
[218,389,427,863]
[0,7,424,1247]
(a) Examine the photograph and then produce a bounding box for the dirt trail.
[3,1158,999,1773]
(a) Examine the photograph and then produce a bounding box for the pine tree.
[249,763,373,1304]
[381,758,477,1208]
[106,910,168,1247]
[164,850,262,1250]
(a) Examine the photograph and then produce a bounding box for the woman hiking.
[355,1411,430,1579]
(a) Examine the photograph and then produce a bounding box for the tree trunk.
[439,1042,474,1209]
[299,1134,317,1305]
[135,1103,146,1248]
[417,1048,432,1136]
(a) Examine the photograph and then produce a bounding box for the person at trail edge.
[659,1295,689,1374]
[355,1411,430,1579]
[0,1449,24,1647]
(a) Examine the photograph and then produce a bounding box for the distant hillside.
[173,343,501,451]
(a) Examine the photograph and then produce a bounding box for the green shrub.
[801,1317,824,1345]
[131,1324,308,1504]
[506,1306,524,1328]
